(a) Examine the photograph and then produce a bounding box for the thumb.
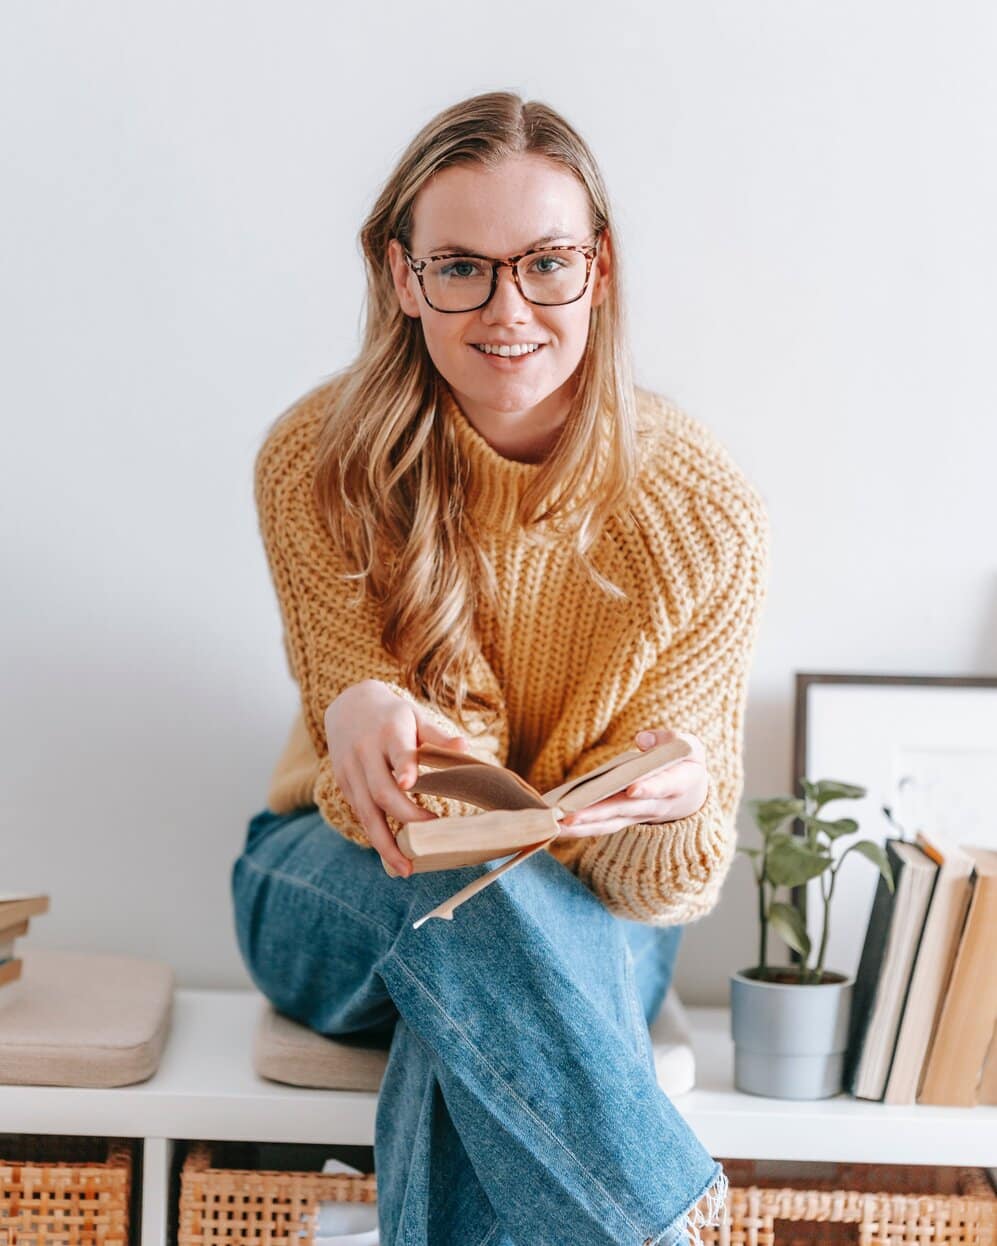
[413,707,470,751]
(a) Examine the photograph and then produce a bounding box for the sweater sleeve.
[545,476,770,926]
[254,389,508,847]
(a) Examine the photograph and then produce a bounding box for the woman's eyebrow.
[424,233,574,253]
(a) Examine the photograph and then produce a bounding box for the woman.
[232,90,769,1246]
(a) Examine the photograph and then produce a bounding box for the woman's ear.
[387,238,422,319]
[589,227,613,310]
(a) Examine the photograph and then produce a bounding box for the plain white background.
[2,1,995,1005]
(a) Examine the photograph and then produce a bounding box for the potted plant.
[730,778,895,1099]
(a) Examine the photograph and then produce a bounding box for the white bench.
[1,972,995,1246]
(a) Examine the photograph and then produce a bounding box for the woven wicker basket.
[177,1144,997,1246]
[178,1141,376,1246]
[0,1135,133,1246]
[703,1159,996,1245]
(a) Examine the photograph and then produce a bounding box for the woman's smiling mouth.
[470,341,547,363]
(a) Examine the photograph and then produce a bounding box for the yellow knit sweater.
[255,376,770,925]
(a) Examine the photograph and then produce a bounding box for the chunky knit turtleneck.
[255,374,770,925]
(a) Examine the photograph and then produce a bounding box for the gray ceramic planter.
[729,968,855,1099]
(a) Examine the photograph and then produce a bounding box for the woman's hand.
[325,679,470,877]
[554,727,709,840]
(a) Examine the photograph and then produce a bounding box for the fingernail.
[637,732,655,747]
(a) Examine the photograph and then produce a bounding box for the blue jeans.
[230,805,725,1246]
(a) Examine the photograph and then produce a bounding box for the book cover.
[844,838,938,1100]
[0,894,49,926]
[918,845,997,1106]
[882,830,976,1104]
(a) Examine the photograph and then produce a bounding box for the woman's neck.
[444,380,573,464]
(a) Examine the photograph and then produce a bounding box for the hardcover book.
[917,846,997,1106]
[383,737,694,926]
[844,838,938,1100]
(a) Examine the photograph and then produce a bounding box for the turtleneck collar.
[438,382,551,532]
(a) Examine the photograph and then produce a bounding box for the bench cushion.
[0,947,174,1087]
[253,985,696,1095]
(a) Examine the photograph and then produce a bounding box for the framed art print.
[791,672,997,980]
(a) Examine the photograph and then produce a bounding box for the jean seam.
[622,943,650,1057]
[388,951,645,1240]
[629,938,657,970]
[474,1219,502,1246]
[236,853,396,942]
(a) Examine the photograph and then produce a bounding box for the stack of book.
[843,834,997,1106]
[0,892,50,998]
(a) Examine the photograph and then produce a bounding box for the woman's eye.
[532,255,566,273]
[440,260,481,278]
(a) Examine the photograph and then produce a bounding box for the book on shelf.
[383,737,694,926]
[0,893,49,927]
[882,830,977,1104]
[978,1025,997,1106]
[0,958,22,990]
[843,838,938,1101]
[0,918,31,961]
[917,845,997,1106]
[0,894,47,996]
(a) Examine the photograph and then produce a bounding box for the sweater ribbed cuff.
[548,776,737,925]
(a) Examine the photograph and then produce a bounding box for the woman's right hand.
[324,679,470,878]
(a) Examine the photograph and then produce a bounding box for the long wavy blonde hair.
[313,90,649,735]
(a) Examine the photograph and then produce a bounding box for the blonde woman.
[231,90,768,1246]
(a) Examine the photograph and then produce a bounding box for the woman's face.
[387,153,612,443]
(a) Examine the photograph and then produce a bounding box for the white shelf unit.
[1,987,994,1246]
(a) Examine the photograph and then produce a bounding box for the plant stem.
[816,864,837,980]
[758,878,768,978]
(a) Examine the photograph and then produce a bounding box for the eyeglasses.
[401,233,602,313]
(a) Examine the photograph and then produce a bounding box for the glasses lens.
[517,248,589,306]
[422,256,494,311]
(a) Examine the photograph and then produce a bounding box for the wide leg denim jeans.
[230,805,727,1246]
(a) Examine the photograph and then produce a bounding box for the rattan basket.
[0,1135,133,1246]
[702,1159,996,1245]
[178,1141,376,1246]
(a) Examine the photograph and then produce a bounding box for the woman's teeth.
[473,343,543,357]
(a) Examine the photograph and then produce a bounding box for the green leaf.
[800,778,820,805]
[737,846,762,859]
[765,832,832,887]
[767,901,812,957]
[809,816,859,840]
[839,839,896,892]
[809,779,867,810]
[747,796,805,835]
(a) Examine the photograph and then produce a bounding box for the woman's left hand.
[554,727,710,840]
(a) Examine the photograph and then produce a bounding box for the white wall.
[2,1,995,1006]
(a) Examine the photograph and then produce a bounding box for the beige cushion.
[253,1000,389,1092]
[253,985,696,1095]
[0,947,174,1087]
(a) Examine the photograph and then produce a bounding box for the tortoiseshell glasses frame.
[401,232,603,313]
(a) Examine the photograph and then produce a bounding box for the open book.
[382,737,693,927]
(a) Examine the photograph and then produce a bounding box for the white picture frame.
[792,672,997,980]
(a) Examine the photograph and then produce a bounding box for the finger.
[635,727,706,766]
[345,771,416,877]
[625,758,701,799]
[558,799,664,833]
[361,739,439,828]
[414,708,469,751]
[556,812,666,840]
[635,727,679,749]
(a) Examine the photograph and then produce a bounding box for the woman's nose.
[481,265,531,323]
